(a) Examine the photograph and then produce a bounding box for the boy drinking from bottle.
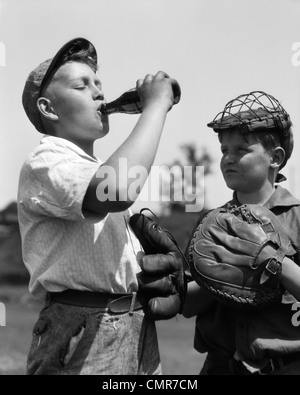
[18,37,180,375]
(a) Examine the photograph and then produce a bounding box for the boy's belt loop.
[129,292,137,316]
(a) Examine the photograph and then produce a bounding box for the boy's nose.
[223,153,236,164]
[92,85,104,101]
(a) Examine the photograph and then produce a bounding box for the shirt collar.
[231,186,300,210]
[40,135,99,162]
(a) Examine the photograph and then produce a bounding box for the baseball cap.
[22,38,97,134]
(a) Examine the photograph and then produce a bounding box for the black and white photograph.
[0,0,300,377]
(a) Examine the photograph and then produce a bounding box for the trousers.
[27,301,162,375]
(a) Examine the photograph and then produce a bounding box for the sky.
[0,0,300,213]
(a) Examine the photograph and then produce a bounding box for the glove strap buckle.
[260,258,281,284]
[265,258,281,276]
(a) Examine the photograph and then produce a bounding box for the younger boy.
[183,91,300,375]
[18,37,179,375]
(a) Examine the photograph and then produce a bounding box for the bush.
[0,227,29,285]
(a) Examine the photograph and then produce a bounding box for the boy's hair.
[208,91,294,181]
[250,129,293,169]
[218,127,285,154]
[53,47,97,72]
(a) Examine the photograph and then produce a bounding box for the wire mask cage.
[207,91,292,135]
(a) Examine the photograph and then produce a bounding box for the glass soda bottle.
[100,82,181,115]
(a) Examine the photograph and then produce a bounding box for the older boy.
[183,91,300,375]
[19,37,179,375]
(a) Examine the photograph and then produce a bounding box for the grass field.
[0,285,205,375]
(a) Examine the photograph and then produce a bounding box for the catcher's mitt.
[129,209,188,320]
[188,204,296,310]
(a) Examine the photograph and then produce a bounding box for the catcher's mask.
[207,91,293,182]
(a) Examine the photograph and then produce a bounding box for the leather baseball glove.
[188,204,296,310]
[129,210,188,320]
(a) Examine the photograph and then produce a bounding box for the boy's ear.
[37,97,59,122]
[270,147,285,169]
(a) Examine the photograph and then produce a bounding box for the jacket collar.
[230,186,300,209]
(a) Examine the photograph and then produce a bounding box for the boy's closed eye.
[74,85,87,90]
[71,76,102,91]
